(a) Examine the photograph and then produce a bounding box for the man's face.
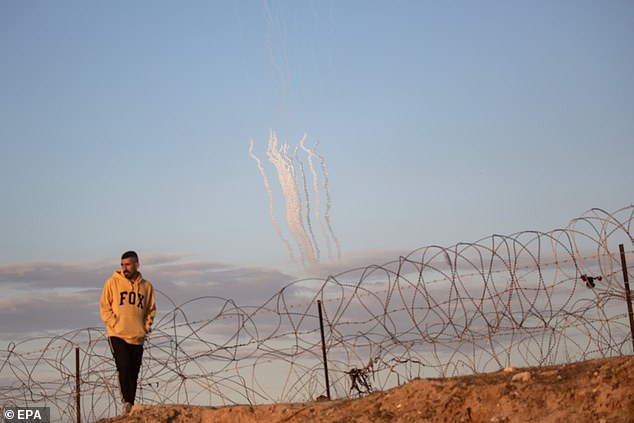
[121,257,139,280]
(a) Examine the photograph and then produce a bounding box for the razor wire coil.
[1,205,633,422]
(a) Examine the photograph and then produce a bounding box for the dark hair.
[121,251,139,262]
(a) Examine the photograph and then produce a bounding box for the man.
[100,251,156,415]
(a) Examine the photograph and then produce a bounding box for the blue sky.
[1,1,633,337]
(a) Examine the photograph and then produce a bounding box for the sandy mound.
[97,355,634,423]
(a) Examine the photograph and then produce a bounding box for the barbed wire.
[1,205,633,422]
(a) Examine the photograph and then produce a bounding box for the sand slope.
[97,355,634,423]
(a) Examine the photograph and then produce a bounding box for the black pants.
[109,336,144,404]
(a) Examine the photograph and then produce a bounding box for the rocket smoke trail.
[267,130,316,264]
[294,138,320,260]
[300,139,334,261]
[313,146,342,262]
[249,130,341,265]
[248,138,296,262]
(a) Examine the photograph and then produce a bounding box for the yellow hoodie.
[99,270,156,345]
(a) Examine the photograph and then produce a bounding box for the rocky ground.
[97,355,634,423]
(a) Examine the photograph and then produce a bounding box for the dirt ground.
[98,355,634,423]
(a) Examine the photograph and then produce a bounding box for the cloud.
[0,248,439,341]
[147,260,297,305]
[301,248,417,278]
[0,254,192,290]
[0,290,101,339]
[0,254,301,340]
[0,260,110,290]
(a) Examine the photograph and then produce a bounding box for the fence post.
[619,244,634,353]
[317,300,331,400]
[76,347,80,423]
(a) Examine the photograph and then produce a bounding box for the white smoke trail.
[250,131,341,265]
[281,137,318,264]
[313,145,342,262]
[267,130,316,264]
[300,139,334,261]
[294,137,320,260]
[248,138,296,263]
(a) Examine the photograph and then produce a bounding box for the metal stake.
[317,300,331,400]
[619,244,634,353]
[76,347,81,423]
